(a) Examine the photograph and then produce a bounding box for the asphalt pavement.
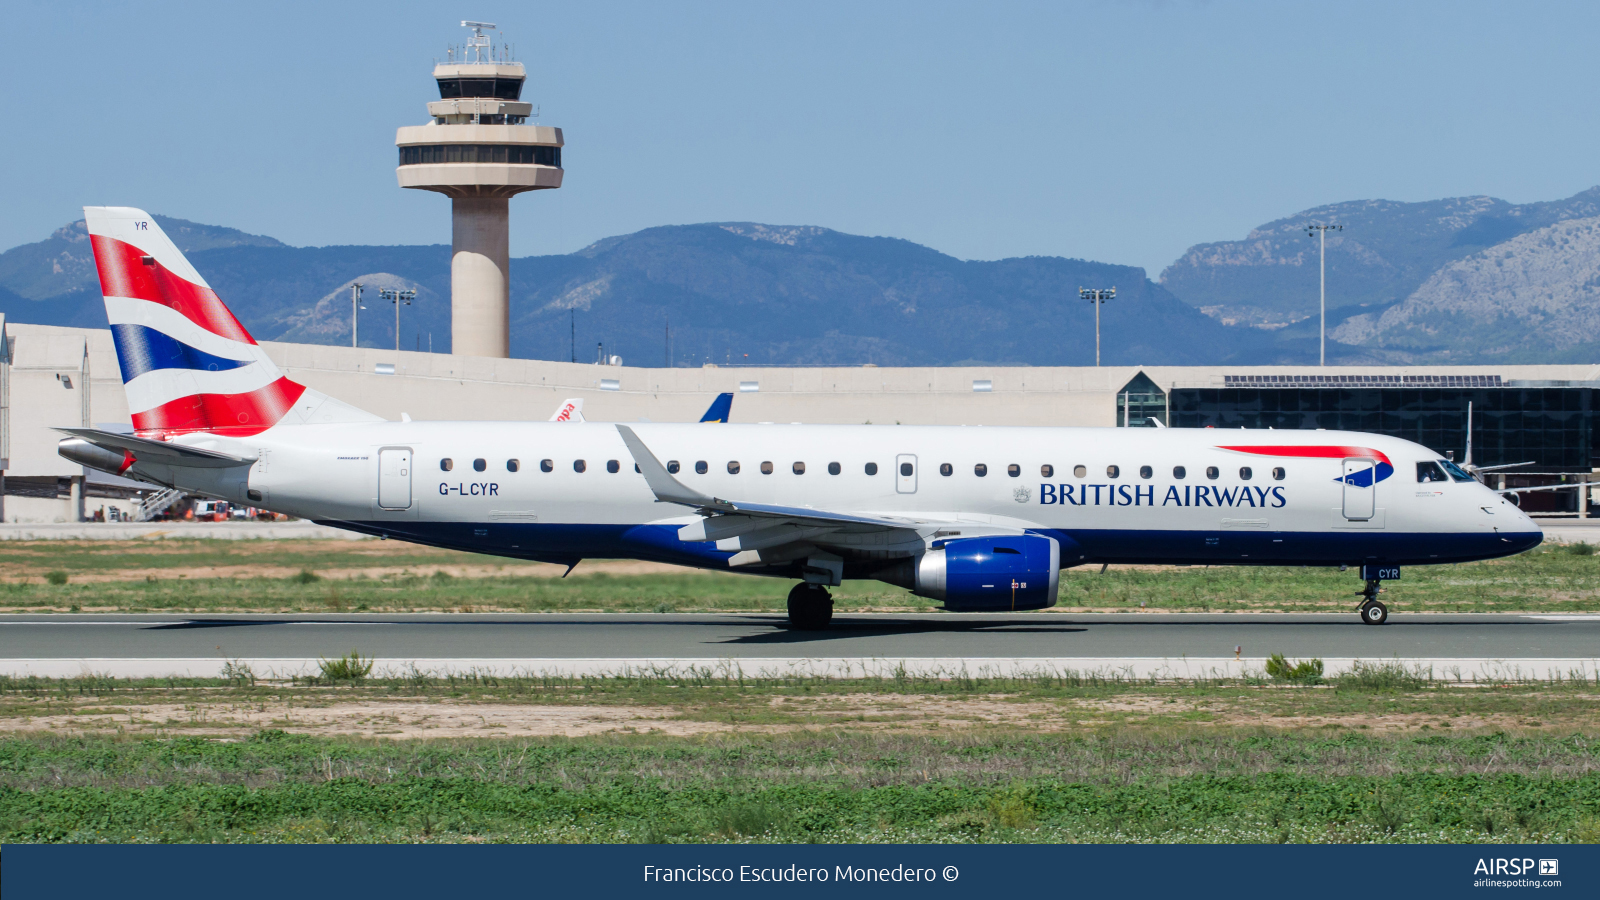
[0,612,1594,680]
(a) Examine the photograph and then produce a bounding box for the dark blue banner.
[4,843,1595,899]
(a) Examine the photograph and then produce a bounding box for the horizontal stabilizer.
[53,427,256,468]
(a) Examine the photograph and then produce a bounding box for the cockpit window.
[1439,459,1475,483]
[1416,461,1449,483]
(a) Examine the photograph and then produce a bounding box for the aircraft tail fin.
[83,207,380,437]
[550,398,585,422]
[699,392,734,423]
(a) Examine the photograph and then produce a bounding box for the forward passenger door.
[1341,457,1376,520]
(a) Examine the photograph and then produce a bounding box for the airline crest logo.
[86,208,303,437]
[1220,444,1394,487]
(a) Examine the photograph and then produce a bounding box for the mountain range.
[8,185,1600,367]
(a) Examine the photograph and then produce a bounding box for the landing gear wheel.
[1356,577,1388,625]
[786,583,834,631]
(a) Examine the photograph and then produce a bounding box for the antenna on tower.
[461,21,497,62]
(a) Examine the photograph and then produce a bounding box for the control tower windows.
[400,145,561,167]
[436,76,524,100]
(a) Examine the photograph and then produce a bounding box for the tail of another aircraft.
[700,392,734,423]
[84,207,379,437]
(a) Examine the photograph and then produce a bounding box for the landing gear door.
[1341,457,1376,520]
[895,454,918,494]
[378,447,413,510]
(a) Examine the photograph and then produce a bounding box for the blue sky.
[7,1,1600,277]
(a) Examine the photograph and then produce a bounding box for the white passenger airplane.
[58,208,1543,629]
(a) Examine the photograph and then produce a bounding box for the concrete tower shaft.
[396,41,563,358]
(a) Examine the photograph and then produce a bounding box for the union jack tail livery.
[84,207,378,437]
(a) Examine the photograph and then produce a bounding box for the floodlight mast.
[1306,224,1342,366]
[380,288,416,352]
[1079,287,1115,366]
[350,282,364,348]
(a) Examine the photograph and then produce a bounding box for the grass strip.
[0,732,1596,844]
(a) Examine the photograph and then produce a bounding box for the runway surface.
[0,612,1595,680]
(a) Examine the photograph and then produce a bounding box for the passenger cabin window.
[540,459,553,472]
[761,461,774,474]
[1007,464,1020,478]
[607,460,620,474]
[667,460,680,474]
[728,461,741,474]
[1417,461,1449,483]
[974,463,988,477]
[940,463,953,476]
[506,459,519,472]
[792,462,806,475]
[695,461,708,474]
[827,462,841,475]
[440,458,454,472]
[1041,464,1054,478]
[1206,466,1219,480]
[1073,465,1087,478]
[473,458,487,472]
[900,462,913,477]
[1173,466,1186,479]
[1272,467,1286,480]
[1239,467,1252,480]
[1139,466,1152,479]
[1106,465,1120,479]
[1440,459,1475,483]
[573,460,586,473]
[866,462,879,475]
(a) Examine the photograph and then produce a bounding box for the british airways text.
[1040,484,1286,508]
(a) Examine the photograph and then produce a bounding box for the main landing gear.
[787,582,834,631]
[1357,579,1389,626]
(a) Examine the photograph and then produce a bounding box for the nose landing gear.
[787,582,834,630]
[1357,579,1388,625]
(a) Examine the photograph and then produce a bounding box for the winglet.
[615,425,719,508]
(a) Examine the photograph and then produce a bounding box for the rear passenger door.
[378,448,413,510]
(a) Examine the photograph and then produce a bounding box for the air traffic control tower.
[396,22,563,358]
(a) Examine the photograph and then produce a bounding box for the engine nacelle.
[912,534,1060,611]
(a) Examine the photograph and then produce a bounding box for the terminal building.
[2,315,1595,523]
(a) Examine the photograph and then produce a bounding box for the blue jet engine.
[912,534,1060,611]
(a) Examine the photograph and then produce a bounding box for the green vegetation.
[316,651,374,683]
[0,672,1593,844]
[0,730,1595,844]
[1265,655,1324,684]
[0,539,1596,613]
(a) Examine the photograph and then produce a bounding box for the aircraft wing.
[615,424,945,566]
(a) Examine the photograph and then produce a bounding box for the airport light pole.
[349,283,364,348]
[379,288,416,352]
[1306,224,1341,366]
[1079,287,1115,366]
